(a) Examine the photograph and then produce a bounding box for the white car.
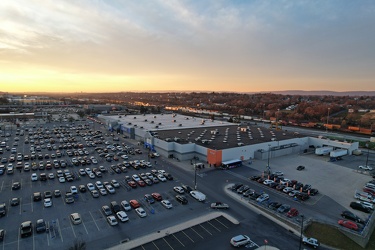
[70,186,78,194]
[105,185,115,194]
[87,183,95,191]
[283,187,294,193]
[358,201,374,210]
[48,173,55,179]
[256,193,269,203]
[31,173,38,181]
[190,191,206,201]
[280,178,291,185]
[111,179,120,188]
[173,186,184,194]
[44,198,52,208]
[106,215,118,226]
[157,174,167,182]
[59,177,66,183]
[263,179,274,185]
[132,174,140,182]
[161,199,173,209]
[121,155,128,160]
[121,200,132,211]
[210,202,229,209]
[99,188,107,196]
[95,181,103,189]
[158,170,166,175]
[79,169,86,175]
[116,211,129,222]
[359,165,373,171]
[89,173,96,179]
[230,235,251,247]
[302,237,320,248]
[135,207,147,218]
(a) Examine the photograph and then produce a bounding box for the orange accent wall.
[207,149,222,167]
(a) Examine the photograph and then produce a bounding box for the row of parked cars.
[231,183,300,218]
[249,174,319,201]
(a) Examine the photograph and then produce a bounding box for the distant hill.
[266,90,375,96]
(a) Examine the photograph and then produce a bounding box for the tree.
[69,240,86,250]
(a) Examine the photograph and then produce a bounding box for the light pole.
[266,144,271,175]
[326,108,330,133]
[365,142,370,168]
[299,214,305,250]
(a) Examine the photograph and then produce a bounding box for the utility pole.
[365,142,370,167]
[326,108,330,133]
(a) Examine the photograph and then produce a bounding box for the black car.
[350,202,371,213]
[79,185,87,193]
[297,193,310,201]
[296,165,305,171]
[10,198,20,206]
[249,192,261,200]
[309,189,319,196]
[0,229,4,242]
[12,182,21,190]
[0,203,6,217]
[231,183,243,191]
[302,184,312,192]
[35,219,46,233]
[237,185,250,194]
[33,192,42,201]
[268,202,282,210]
[181,184,193,193]
[341,210,364,223]
[249,176,261,181]
[110,201,121,213]
[243,189,255,197]
[175,195,188,204]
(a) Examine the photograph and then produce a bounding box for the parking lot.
[0,120,214,249]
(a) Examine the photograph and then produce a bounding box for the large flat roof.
[103,114,303,150]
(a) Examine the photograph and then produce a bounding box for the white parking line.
[172,234,185,247]
[215,218,229,229]
[70,221,77,238]
[19,198,22,214]
[181,230,194,242]
[0,181,4,191]
[199,224,212,235]
[189,227,203,239]
[89,211,100,231]
[152,241,160,250]
[207,221,220,232]
[32,232,35,250]
[56,219,64,242]
[82,220,89,235]
[162,238,174,250]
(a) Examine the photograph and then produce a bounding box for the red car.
[151,193,162,201]
[338,220,358,231]
[137,180,146,187]
[287,208,299,218]
[127,181,137,188]
[129,199,140,209]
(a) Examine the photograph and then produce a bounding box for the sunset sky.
[1,0,374,93]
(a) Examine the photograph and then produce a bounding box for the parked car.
[175,195,188,204]
[102,205,112,216]
[287,208,299,217]
[35,219,46,233]
[277,204,291,213]
[151,193,162,201]
[144,194,155,204]
[350,201,371,213]
[121,200,132,211]
[338,220,358,231]
[107,215,118,226]
[20,221,33,238]
[256,193,270,203]
[296,165,305,171]
[340,211,363,223]
[129,199,140,208]
[116,211,129,222]
[230,235,251,247]
[161,199,173,209]
[11,197,20,206]
[190,191,206,201]
[135,207,147,218]
[173,186,184,194]
[70,213,82,225]
[210,202,229,209]
[268,202,282,210]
